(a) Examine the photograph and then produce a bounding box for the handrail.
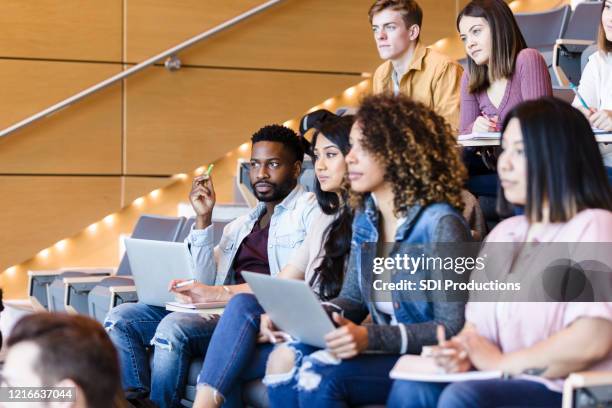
[0,0,285,138]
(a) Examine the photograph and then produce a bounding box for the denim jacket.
[186,185,320,285]
[330,194,470,354]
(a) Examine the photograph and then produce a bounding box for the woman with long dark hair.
[457,0,553,197]
[387,98,612,408]
[190,112,355,408]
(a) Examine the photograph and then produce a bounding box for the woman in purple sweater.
[458,0,552,134]
[457,0,552,199]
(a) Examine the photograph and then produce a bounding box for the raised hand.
[189,174,216,229]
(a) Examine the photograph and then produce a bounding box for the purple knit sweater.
[459,48,553,135]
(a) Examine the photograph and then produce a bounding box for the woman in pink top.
[457,0,553,198]
[387,98,612,408]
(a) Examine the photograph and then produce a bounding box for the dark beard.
[252,179,296,202]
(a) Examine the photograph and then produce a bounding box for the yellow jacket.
[372,42,462,131]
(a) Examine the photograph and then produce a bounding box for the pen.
[205,164,214,176]
[437,325,445,344]
[481,112,500,132]
[173,279,195,289]
[569,82,590,110]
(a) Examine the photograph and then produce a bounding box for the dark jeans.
[198,293,273,407]
[266,343,399,408]
[463,147,499,198]
[607,166,612,185]
[386,379,563,408]
[104,302,219,408]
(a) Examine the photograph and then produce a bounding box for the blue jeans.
[104,302,219,408]
[267,343,398,408]
[607,166,612,185]
[387,379,562,408]
[198,293,273,407]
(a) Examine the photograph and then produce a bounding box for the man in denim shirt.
[105,125,324,408]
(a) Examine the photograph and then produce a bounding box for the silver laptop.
[124,238,194,307]
[242,271,335,348]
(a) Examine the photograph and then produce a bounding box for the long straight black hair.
[304,114,354,300]
[498,97,612,222]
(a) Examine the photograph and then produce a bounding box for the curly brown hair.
[351,94,466,215]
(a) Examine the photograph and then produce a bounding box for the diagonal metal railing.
[0,0,285,138]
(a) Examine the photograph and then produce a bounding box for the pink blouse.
[467,209,612,391]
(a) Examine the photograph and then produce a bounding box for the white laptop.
[242,271,335,348]
[124,238,194,307]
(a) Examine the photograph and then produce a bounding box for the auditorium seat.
[551,1,602,85]
[42,215,185,315]
[86,215,188,322]
[515,5,571,54]
[562,371,612,407]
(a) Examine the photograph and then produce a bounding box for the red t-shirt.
[232,218,271,283]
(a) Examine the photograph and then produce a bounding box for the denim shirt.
[331,194,470,354]
[186,185,320,285]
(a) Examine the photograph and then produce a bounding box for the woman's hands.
[590,109,612,131]
[257,311,370,359]
[324,313,369,359]
[459,328,504,372]
[430,339,471,373]
[579,107,612,131]
[472,115,499,133]
[431,323,505,373]
[257,313,290,344]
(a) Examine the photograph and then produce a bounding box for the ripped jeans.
[266,343,398,408]
[104,302,219,408]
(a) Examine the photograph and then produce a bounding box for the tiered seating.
[28,215,186,315]
[513,2,603,102]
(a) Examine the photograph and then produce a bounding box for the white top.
[573,51,612,166]
[288,209,336,295]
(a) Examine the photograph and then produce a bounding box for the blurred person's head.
[457,0,526,93]
[2,313,122,408]
[250,125,304,203]
[346,94,466,216]
[600,0,612,53]
[369,0,423,61]
[498,97,612,222]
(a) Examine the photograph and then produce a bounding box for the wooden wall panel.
[510,0,569,12]
[0,60,122,174]
[123,176,176,205]
[126,0,466,74]
[125,66,359,175]
[0,1,122,61]
[126,0,380,72]
[0,176,121,270]
[126,0,262,61]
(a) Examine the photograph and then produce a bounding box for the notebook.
[165,301,226,316]
[389,354,503,383]
[458,132,501,141]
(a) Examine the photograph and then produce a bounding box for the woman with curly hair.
[264,94,472,408]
